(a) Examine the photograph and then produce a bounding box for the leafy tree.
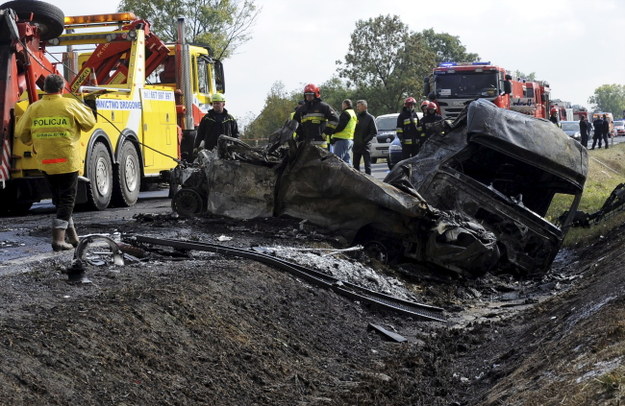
[512,71,537,81]
[588,84,625,117]
[419,28,478,64]
[117,0,260,59]
[336,15,477,114]
[244,82,299,143]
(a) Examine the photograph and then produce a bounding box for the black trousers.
[353,148,372,175]
[580,132,588,148]
[45,171,78,223]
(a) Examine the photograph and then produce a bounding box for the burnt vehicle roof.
[466,99,587,191]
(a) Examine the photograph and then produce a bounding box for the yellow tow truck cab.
[4,9,224,211]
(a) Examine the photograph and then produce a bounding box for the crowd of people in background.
[289,83,443,174]
[194,81,613,176]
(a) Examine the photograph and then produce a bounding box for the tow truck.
[0,0,224,213]
[424,62,551,120]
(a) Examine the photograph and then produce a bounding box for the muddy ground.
[0,198,624,405]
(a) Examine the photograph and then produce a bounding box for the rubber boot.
[52,229,73,252]
[66,218,80,248]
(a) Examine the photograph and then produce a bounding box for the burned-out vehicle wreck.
[170,99,587,277]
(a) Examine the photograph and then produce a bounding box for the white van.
[372,113,399,163]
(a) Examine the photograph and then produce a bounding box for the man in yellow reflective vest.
[330,99,357,163]
[15,74,96,251]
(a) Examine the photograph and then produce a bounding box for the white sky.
[52,0,625,125]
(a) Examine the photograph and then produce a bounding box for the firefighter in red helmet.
[417,101,443,152]
[549,106,559,125]
[292,83,339,148]
[396,97,421,160]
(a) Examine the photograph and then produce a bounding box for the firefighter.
[330,99,357,163]
[420,100,429,115]
[194,93,239,152]
[292,83,339,149]
[396,97,420,159]
[417,101,443,152]
[549,107,559,126]
[15,74,96,251]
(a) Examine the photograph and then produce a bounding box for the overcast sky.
[53,0,624,125]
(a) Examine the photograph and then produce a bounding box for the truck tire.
[86,142,113,210]
[112,141,141,207]
[0,0,65,41]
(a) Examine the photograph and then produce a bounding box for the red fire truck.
[424,62,551,120]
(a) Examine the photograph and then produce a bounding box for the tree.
[336,15,477,113]
[117,0,260,59]
[336,15,431,113]
[588,84,625,116]
[244,82,299,143]
[512,71,537,82]
[419,28,478,64]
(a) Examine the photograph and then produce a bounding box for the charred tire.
[86,142,113,210]
[112,141,141,207]
[172,188,205,218]
[0,0,65,41]
[364,240,392,264]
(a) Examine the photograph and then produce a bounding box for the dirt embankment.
[0,212,624,405]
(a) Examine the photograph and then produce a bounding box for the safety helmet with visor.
[303,83,320,99]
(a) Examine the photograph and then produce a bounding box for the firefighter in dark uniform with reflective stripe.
[293,83,339,149]
[396,97,421,159]
[417,101,443,152]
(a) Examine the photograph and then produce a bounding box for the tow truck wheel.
[112,141,141,207]
[86,142,113,210]
[0,0,65,41]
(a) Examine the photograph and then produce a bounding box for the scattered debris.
[368,323,408,343]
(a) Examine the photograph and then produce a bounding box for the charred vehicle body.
[171,99,587,277]
[385,99,587,275]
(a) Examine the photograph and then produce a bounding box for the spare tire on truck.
[0,0,65,41]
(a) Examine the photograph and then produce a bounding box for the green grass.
[546,142,625,247]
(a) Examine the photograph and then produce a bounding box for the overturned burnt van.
[170,99,587,277]
[386,98,588,275]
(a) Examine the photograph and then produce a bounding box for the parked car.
[386,112,423,169]
[371,113,398,163]
[614,120,625,137]
[560,121,581,140]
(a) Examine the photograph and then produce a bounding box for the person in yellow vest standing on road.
[15,74,96,251]
[330,99,357,163]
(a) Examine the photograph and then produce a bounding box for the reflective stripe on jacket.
[396,108,420,145]
[293,99,339,143]
[16,94,96,175]
[332,108,357,140]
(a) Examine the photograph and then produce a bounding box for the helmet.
[420,100,429,110]
[550,106,557,115]
[212,93,226,102]
[303,83,320,98]
[427,102,438,111]
[404,97,417,106]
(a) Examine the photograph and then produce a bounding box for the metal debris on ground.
[368,323,408,343]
